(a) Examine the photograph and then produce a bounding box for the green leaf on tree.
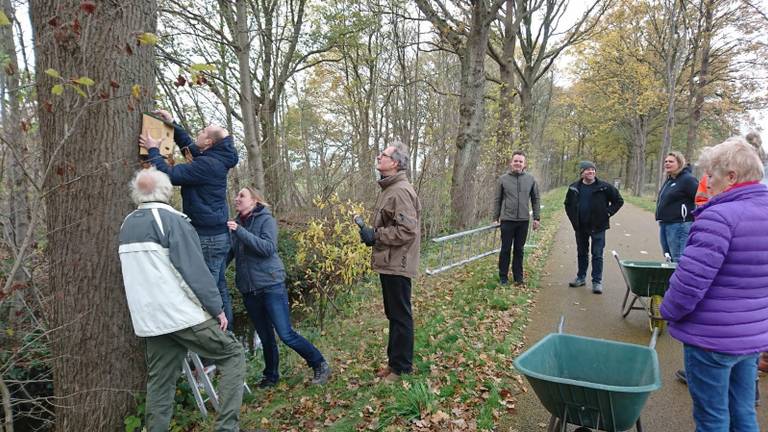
[69,84,87,97]
[0,11,10,26]
[136,32,158,46]
[51,84,64,95]
[190,63,217,72]
[74,76,95,86]
[45,68,61,79]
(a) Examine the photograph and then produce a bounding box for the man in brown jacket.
[354,141,421,382]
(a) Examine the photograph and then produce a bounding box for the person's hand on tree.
[153,109,173,123]
[139,132,161,150]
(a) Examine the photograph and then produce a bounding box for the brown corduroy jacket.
[371,171,421,278]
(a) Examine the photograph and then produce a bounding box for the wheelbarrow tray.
[514,333,661,431]
[620,261,676,297]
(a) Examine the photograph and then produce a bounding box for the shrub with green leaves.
[294,194,372,327]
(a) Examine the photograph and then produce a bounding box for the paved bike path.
[508,202,767,431]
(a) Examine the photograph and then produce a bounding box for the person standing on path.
[139,110,239,330]
[354,141,421,383]
[118,168,246,432]
[655,151,698,262]
[661,137,768,431]
[563,161,623,294]
[493,150,541,285]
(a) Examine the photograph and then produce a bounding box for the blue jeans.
[684,344,759,432]
[659,221,692,262]
[575,229,605,283]
[199,233,233,329]
[243,284,325,382]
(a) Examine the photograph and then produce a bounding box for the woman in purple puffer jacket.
[660,136,768,432]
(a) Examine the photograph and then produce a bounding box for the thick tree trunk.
[629,116,649,196]
[29,1,155,430]
[657,0,682,190]
[449,3,492,229]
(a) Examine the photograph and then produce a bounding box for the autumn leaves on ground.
[194,190,562,431]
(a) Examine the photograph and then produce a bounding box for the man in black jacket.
[563,161,624,294]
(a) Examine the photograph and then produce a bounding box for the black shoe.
[499,275,509,285]
[311,361,332,385]
[675,369,687,385]
[257,377,277,389]
[568,277,586,287]
[514,279,525,286]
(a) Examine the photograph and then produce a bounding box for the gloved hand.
[354,215,376,246]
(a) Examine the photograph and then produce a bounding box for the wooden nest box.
[140,113,174,158]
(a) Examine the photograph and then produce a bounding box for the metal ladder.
[425,213,538,276]
[183,351,252,418]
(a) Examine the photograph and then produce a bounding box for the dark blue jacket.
[229,205,286,294]
[148,123,238,236]
[655,165,698,223]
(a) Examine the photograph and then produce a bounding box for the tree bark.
[29,1,155,430]
[657,0,684,189]
[685,0,713,158]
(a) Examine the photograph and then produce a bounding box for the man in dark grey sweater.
[493,150,541,285]
[118,168,246,432]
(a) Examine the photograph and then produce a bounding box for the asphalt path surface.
[507,202,768,431]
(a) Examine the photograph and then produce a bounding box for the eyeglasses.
[378,152,394,160]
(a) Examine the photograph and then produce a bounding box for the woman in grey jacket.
[227,187,331,388]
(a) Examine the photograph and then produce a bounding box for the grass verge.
[623,194,656,213]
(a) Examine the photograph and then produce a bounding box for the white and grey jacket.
[118,202,223,337]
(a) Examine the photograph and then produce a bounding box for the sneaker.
[592,282,603,294]
[514,279,526,286]
[568,277,586,287]
[675,369,687,385]
[257,377,277,389]
[499,275,509,285]
[311,361,332,385]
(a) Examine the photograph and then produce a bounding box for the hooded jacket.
[563,178,623,232]
[118,202,222,337]
[371,171,421,278]
[229,205,286,293]
[660,183,768,355]
[655,165,698,223]
[493,170,541,222]
[148,123,239,236]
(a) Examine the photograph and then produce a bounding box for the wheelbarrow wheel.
[649,295,666,334]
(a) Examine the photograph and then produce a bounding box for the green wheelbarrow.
[612,250,676,333]
[514,318,661,432]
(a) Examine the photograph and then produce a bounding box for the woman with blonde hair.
[661,136,768,431]
[227,187,331,388]
[655,151,698,261]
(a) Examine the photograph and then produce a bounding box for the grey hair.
[130,167,173,205]
[697,136,765,183]
[389,139,410,172]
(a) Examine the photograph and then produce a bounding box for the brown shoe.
[382,371,401,383]
[376,366,393,378]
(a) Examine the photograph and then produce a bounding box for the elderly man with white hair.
[118,168,246,432]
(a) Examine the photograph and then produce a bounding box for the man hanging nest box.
[140,112,174,167]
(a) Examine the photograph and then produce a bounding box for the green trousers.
[144,319,245,432]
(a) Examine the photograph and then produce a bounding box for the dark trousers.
[380,274,413,374]
[242,285,325,383]
[498,220,530,282]
[575,229,606,283]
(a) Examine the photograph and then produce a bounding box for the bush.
[294,194,372,328]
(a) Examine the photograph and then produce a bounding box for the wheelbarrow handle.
[557,316,565,333]
[649,327,659,350]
